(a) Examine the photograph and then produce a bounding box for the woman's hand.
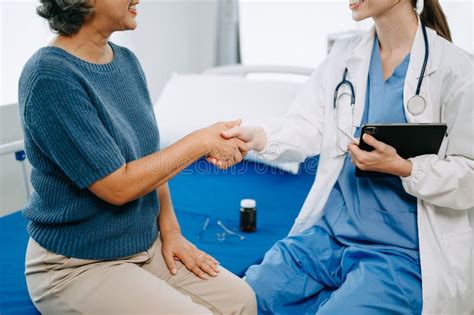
[207,126,267,167]
[199,120,250,169]
[348,134,412,177]
[160,230,220,279]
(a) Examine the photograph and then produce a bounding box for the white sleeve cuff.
[400,155,433,197]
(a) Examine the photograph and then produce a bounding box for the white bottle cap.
[241,199,256,209]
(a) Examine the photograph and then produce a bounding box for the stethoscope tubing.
[334,22,429,111]
[333,68,356,107]
[416,22,429,96]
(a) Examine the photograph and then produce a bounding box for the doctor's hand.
[221,125,267,151]
[348,134,413,177]
[161,230,220,279]
[200,119,250,169]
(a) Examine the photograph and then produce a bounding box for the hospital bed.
[0,65,317,314]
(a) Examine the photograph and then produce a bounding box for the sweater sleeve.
[24,76,126,189]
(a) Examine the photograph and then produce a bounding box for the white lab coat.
[257,23,474,314]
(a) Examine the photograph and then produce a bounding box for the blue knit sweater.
[18,43,160,260]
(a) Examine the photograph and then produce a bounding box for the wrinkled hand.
[202,119,249,169]
[207,125,267,167]
[348,134,412,177]
[161,231,220,279]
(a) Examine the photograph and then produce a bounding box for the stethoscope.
[334,21,429,118]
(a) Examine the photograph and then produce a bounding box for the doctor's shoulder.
[308,33,363,83]
[433,34,473,92]
[327,33,363,61]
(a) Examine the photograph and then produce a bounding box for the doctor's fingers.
[362,134,387,152]
[348,151,370,170]
[348,144,372,163]
[221,125,243,139]
[224,118,242,130]
[207,119,242,137]
[348,143,362,158]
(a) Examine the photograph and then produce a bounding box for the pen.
[337,126,360,145]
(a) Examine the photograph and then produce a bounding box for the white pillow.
[154,73,303,173]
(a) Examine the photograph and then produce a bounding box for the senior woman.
[19,0,256,314]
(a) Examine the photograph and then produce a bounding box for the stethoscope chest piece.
[407,95,426,116]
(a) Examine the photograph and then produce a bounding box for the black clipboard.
[356,123,447,177]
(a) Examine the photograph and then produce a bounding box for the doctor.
[217,0,474,313]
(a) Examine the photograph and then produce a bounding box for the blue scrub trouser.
[245,226,422,315]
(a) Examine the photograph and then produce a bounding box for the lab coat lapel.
[404,20,438,122]
[344,27,375,129]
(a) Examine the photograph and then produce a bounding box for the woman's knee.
[234,279,257,314]
[195,266,256,314]
[222,274,257,314]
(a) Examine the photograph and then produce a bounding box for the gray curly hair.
[37,0,95,36]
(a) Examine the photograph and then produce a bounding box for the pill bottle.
[240,199,256,232]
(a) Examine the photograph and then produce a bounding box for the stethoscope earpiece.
[417,0,424,14]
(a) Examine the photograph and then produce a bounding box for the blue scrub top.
[319,37,419,260]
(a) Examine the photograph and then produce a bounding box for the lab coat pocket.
[443,228,473,297]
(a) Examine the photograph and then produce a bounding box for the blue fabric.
[246,38,422,314]
[0,158,317,314]
[170,157,318,276]
[0,212,39,315]
[246,226,422,315]
[18,42,160,260]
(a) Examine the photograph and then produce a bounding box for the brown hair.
[412,0,452,42]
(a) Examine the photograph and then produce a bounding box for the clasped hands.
[201,119,266,169]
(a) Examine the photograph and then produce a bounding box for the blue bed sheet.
[170,158,318,275]
[0,157,317,314]
[0,212,38,315]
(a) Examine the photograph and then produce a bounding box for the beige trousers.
[25,237,257,315]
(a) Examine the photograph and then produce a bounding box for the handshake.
[197,119,267,169]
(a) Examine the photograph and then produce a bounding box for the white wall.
[130,0,218,103]
[240,0,474,68]
[0,1,54,106]
[0,0,219,106]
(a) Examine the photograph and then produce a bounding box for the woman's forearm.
[157,183,180,234]
[90,130,207,206]
[121,131,207,200]
[89,120,245,206]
